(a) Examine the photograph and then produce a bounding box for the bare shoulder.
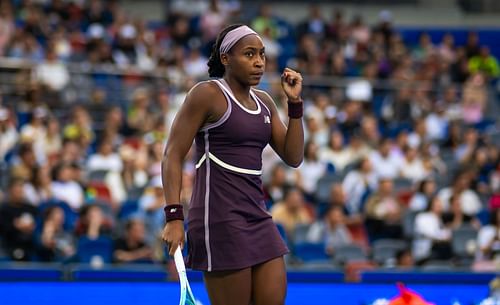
[252,88,278,112]
[186,80,221,103]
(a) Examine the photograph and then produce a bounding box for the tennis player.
[162,24,304,305]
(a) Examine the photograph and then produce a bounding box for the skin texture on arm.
[161,81,224,255]
[254,87,304,167]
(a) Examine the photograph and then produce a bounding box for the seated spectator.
[319,183,362,226]
[87,137,123,173]
[50,162,84,211]
[263,163,288,206]
[319,129,352,173]
[408,179,436,212]
[24,165,53,206]
[74,204,113,239]
[369,138,404,179]
[139,176,166,244]
[395,249,415,269]
[443,193,481,230]
[306,205,353,256]
[0,178,38,261]
[33,47,70,92]
[468,46,500,79]
[437,170,482,216]
[413,196,452,263]
[476,208,500,261]
[127,88,154,136]
[37,206,75,262]
[113,219,153,264]
[271,186,314,238]
[0,107,18,163]
[399,145,429,183]
[10,143,37,181]
[343,157,378,215]
[461,73,488,125]
[297,140,326,199]
[364,178,403,241]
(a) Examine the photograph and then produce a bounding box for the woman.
[161,24,304,305]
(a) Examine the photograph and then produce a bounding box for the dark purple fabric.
[287,100,303,118]
[186,81,288,271]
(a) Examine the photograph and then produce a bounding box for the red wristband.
[164,204,184,222]
[288,100,303,118]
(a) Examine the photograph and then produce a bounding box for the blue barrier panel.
[0,282,490,305]
[71,264,168,281]
[0,263,63,281]
[361,270,497,284]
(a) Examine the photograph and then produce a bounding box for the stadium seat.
[291,223,311,245]
[38,200,78,231]
[315,173,343,203]
[451,226,478,258]
[87,170,109,183]
[332,244,368,265]
[76,236,113,264]
[421,260,455,271]
[372,239,408,266]
[117,199,140,220]
[402,210,419,239]
[293,242,329,263]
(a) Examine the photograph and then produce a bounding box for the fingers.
[281,68,303,86]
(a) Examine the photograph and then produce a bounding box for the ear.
[220,53,229,66]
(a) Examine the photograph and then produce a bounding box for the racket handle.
[174,247,186,273]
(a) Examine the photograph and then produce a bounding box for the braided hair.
[207,24,244,78]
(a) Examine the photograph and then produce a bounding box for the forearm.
[283,117,304,167]
[161,149,184,205]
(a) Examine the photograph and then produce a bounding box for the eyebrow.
[242,47,265,51]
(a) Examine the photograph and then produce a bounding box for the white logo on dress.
[264,115,271,124]
[170,208,177,213]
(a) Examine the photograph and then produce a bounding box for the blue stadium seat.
[76,236,113,264]
[118,199,141,220]
[293,242,329,262]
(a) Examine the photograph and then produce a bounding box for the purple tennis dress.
[186,79,288,272]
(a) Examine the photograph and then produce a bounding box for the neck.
[223,76,251,97]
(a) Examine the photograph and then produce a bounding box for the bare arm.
[255,68,304,167]
[161,81,220,255]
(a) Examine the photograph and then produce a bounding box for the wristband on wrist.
[164,204,184,222]
[287,99,303,118]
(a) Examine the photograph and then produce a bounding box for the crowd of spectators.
[0,0,499,272]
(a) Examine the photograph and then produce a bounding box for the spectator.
[413,196,452,262]
[437,170,482,216]
[23,165,53,206]
[63,105,94,149]
[395,249,415,269]
[400,145,429,183]
[264,163,288,206]
[461,73,488,125]
[74,204,113,239]
[10,143,37,181]
[364,178,403,241]
[319,129,351,173]
[87,137,123,173]
[33,47,70,92]
[443,193,481,230]
[126,88,153,136]
[138,176,166,244]
[37,206,75,262]
[50,162,84,211]
[343,157,378,215]
[0,107,18,162]
[113,218,153,263]
[369,138,403,179]
[468,46,500,79]
[476,208,500,261]
[306,205,353,256]
[20,106,48,163]
[409,179,437,212]
[297,140,326,198]
[270,186,314,237]
[0,178,38,261]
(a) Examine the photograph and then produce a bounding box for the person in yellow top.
[468,46,500,78]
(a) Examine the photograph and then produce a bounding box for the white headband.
[219,25,258,54]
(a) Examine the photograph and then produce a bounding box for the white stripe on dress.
[195,152,262,175]
[203,131,212,271]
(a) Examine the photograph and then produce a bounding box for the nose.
[254,55,264,68]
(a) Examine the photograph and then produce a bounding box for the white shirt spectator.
[413,211,451,260]
[437,187,482,216]
[298,160,326,195]
[87,152,123,173]
[0,111,18,161]
[400,157,428,183]
[51,181,84,210]
[342,171,378,214]
[408,192,429,211]
[477,225,500,259]
[34,60,70,91]
[425,113,448,141]
[318,147,352,173]
[369,150,403,179]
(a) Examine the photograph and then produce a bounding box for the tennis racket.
[174,247,197,305]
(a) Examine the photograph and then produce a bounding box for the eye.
[245,52,254,57]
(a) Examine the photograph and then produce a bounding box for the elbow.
[286,157,303,168]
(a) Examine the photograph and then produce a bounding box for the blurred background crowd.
[0,0,499,273]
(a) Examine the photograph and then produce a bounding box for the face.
[222,34,265,86]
